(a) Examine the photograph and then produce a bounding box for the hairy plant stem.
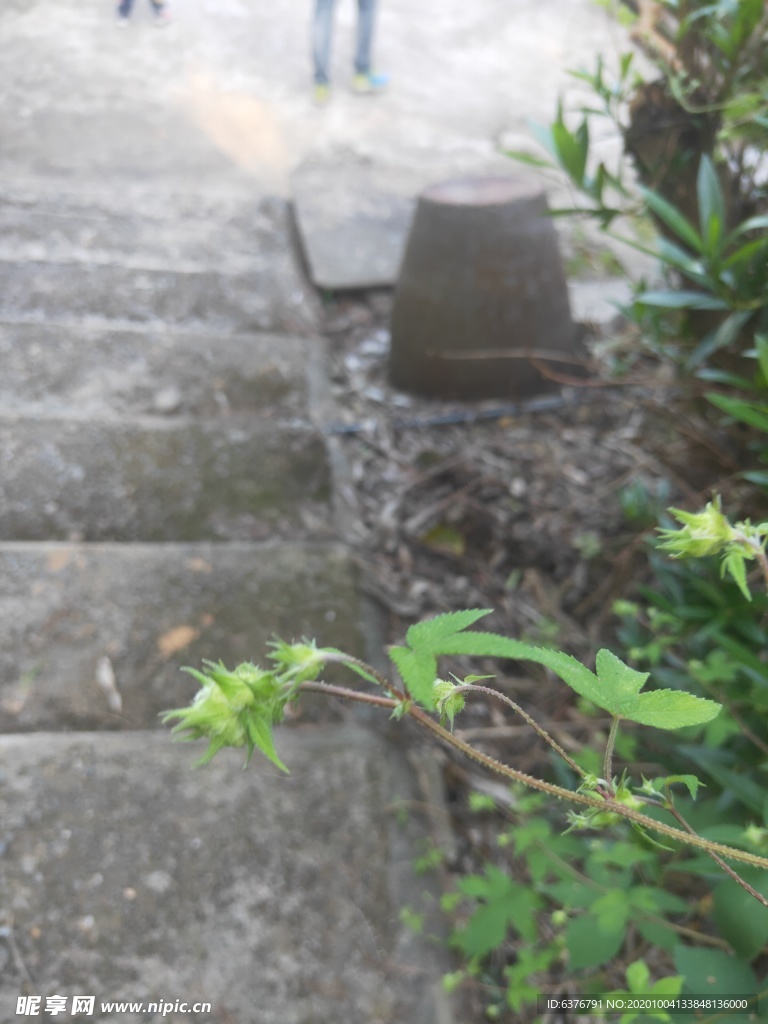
[451,683,586,779]
[300,679,768,880]
[642,795,768,910]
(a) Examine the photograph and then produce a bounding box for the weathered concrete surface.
[0,258,313,336]
[0,542,364,732]
[0,184,298,272]
[292,159,416,290]
[0,417,331,542]
[0,185,319,333]
[0,729,453,1024]
[0,323,319,419]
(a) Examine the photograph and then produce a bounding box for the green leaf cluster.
[442,792,766,1020]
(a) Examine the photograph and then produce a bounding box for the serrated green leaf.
[388,645,438,709]
[432,632,603,702]
[594,649,650,714]
[628,689,721,729]
[655,774,704,800]
[406,609,492,651]
[721,551,751,601]
[454,865,541,956]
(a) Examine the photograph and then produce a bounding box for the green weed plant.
[164,500,768,1020]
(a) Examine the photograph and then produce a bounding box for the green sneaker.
[352,72,389,96]
[313,83,331,107]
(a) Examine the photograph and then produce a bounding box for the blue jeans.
[312,0,377,85]
[118,0,164,14]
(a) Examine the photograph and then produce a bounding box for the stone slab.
[0,322,320,420]
[0,542,364,731]
[0,416,331,542]
[292,161,416,290]
[0,728,454,1023]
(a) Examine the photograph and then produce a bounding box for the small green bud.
[267,638,328,684]
[743,824,768,850]
[442,971,465,995]
[657,496,734,558]
[433,679,465,730]
[551,909,568,927]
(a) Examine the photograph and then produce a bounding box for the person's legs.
[312,0,336,85]
[354,0,376,75]
[117,0,134,17]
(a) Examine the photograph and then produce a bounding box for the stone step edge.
[0,316,318,345]
[0,252,280,276]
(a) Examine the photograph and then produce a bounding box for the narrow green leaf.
[696,156,726,257]
[707,392,768,431]
[640,186,703,253]
[722,236,767,271]
[638,290,729,311]
[656,238,710,281]
[755,334,768,384]
[504,149,555,169]
[687,310,753,369]
[551,118,589,187]
[724,214,768,248]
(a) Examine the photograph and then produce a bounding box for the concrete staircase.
[0,178,452,1023]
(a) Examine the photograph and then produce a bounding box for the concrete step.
[0,185,298,275]
[0,183,318,333]
[0,415,332,542]
[0,728,453,1024]
[0,541,365,732]
[0,259,314,334]
[0,321,321,419]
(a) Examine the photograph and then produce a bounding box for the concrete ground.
[0,0,632,191]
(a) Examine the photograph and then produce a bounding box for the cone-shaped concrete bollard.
[389,177,581,400]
